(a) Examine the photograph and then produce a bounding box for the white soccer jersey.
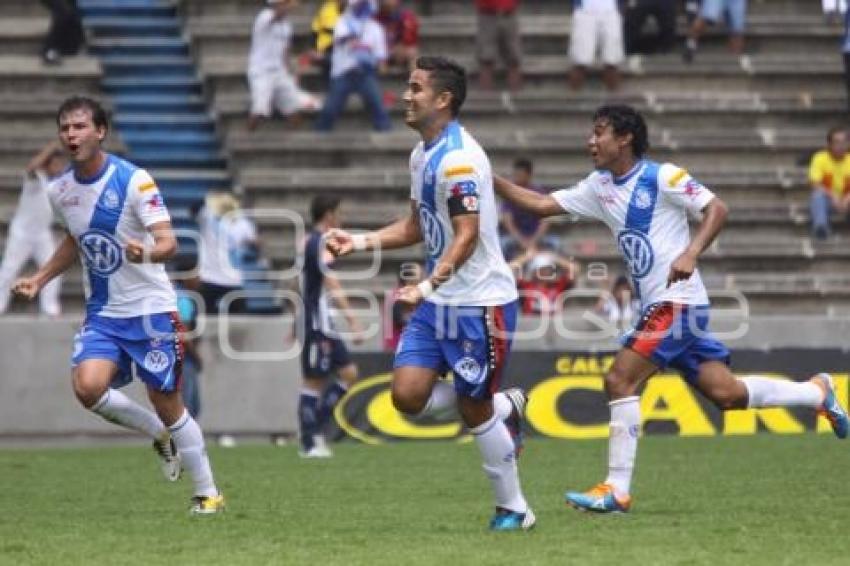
[552,160,716,307]
[48,153,177,317]
[409,121,518,306]
[248,8,292,76]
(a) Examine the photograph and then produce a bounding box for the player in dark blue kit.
[296,196,364,457]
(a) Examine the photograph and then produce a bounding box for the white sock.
[605,396,640,497]
[169,409,218,498]
[493,392,513,420]
[91,389,166,439]
[471,413,528,514]
[741,376,822,408]
[416,380,457,419]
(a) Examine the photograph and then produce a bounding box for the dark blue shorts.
[394,300,518,400]
[301,331,352,378]
[621,302,731,385]
[72,313,184,392]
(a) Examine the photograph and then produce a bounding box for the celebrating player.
[493,104,849,513]
[13,96,224,514]
[326,56,534,531]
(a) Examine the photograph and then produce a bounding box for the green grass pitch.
[0,435,846,565]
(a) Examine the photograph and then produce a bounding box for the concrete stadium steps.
[198,53,846,100]
[0,56,102,96]
[213,91,848,136]
[185,12,843,63]
[223,128,821,171]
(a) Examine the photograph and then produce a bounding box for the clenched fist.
[12,276,41,300]
[325,229,355,257]
[125,239,146,263]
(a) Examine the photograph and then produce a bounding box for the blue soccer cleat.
[489,507,536,531]
[811,373,849,439]
[502,387,526,458]
[565,483,631,514]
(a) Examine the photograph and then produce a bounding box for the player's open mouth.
[68,143,80,153]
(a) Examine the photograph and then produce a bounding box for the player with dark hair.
[493,103,848,513]
[296,195,364,458]
[326,56,534,531]
[13,96,224,514]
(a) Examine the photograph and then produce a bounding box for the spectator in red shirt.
[476,0,523,91]
[510,249,577,316]
[377,0,420,72]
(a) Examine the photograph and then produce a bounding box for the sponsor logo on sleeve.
[445,165,475,178]
[668,168,688,187]
[139,181,158,193]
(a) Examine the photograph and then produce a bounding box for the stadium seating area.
[1,0,849,315]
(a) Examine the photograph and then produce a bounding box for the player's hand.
[397,284,424,306]
[125,239,146,263]
[348,318,365,345]
[325,229,354,257]
[11,276,41,300]
[667,251,697,287]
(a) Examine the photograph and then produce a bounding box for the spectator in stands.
[843,7,850,110]
[0,141,64,316]
[499,157,558,260]
[684,0,748,63]
[824,0,847,25]
[247,0,321,132]
[624,0,677,55]
[510,248,577,316]
[377,0,420,72]
[309,0,348,85]
[384,262,423,351]
[594,275,640,332]
[809,127,850,240]
[40,0,84,65]
[196,192,259,314]
[476,0,523,92]
[316,0,392,132]
[568,0,624,91]
[173,259,204,418]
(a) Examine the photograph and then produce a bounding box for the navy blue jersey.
[299,230,336,337]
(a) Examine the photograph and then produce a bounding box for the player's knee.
[710,385,747,411]
[391,384,427,415]
[72,371,107,408]
[604,368,635,399]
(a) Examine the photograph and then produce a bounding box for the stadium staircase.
[77,0,280,313]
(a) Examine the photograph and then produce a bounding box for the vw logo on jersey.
[634,187,652,209]
[79,230,123,276]
[143,350,171,373]
[103,188,120,210]
[418,206,445,258]
[617,229,654,279]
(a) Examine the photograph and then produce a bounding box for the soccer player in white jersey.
[12,96,224,515]
[493,104,849,513]
[326,56,534,531]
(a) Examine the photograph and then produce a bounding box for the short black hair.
[593,105,649,159]
[415,56,467,117]
[513,157,533,174]
[56,95,110,132]
[827,126,847,144]
[310,195,340,223]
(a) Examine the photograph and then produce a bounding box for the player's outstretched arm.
[12,233,78,300]
[494,175,563,218]
[667,196,729,286]
[326,200,422,257]
[126,220,177,263]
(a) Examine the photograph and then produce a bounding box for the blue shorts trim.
[72,313,184,392]
[300,331,352,378]
[393,300,518,400]
[621,302,730,385]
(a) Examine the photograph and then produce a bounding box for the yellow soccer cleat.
[190,493,226,515]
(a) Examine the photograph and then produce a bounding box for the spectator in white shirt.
[315,0,392,131]
[568,0,624,91]
[0,141,65,316]
[247,0,321,132]
[196,192,259,315]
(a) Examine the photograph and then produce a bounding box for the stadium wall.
[1,317,848,438]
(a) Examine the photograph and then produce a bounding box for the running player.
[493,104,849,513]
[326,56,534,531]
[13,96,224,514]
[296,195,363,458]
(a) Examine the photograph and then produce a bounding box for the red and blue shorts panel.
[622,302,730,385]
